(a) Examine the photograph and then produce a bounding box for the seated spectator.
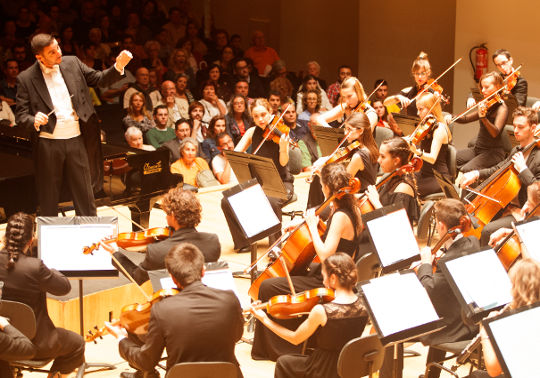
[124,11,152,45]
[244,30,279,77]
[0,59,19,109]
[231,79,254,107]
[282,101,308,142]
[201,115,227,163]
[214,45,235,77]
[188,101,208,143]
[305,60,327,90]
[122,92,154,133]
[205,28,229,65]
[201,64,232,102]
[372,99,403,136]
[212,132,238,184]
[88,27,111,62]
[146,105,176,149]
[125,126,155,151]
[152,80,188,127]
[142,40,166,82]
[175,73,195,107]
[121,35,145,72]
[178,21,207,64]
[269,60,296,100]
[140,0,166,35]
[170,137,211,187]
[226,95,253,145]
[298,89,322,134]
[0,100,16,126]
[178,39,199,75]
[163,48,195,89]
[298,117,322,172]
[79,43,105,71]
[326,65,352,107]
[123,67,153,111]
[230,34,244,58]
[12,44,32,71]
[296,75,331,114]
[98,48,135,105]
[58,25,79,56]
[199,81,228,125]
[163,7,186,48]
[268,91,282,115]
[372,79,400,114]
[234,57,266,98]
[163,118,192,163]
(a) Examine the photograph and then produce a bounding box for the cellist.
[251,163,362,361]
[460,107,540,245]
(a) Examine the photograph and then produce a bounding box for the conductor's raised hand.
[33,111,49,131]
[115,50,133,71]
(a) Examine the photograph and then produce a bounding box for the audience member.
[212,132,238,185]
[188,101,208,143]
[283,100,308,142]
[98,49,135,105]
[230,34,244,58]
[14,7,36,40]
[199,81,228,126]
[121,35,144,71]
[269,60,296,99]
[125,126,155,151]
[12,44,32,71]
[372,79,400,114]
[244,30,279,77]
[201,115,227,163]
[268,91,282,115]
[124,12,152,45]
[226,94,253,145]
[140,0,166,35]
[79,43,105,71]
[232,79,254,106]
[205,29,229,64]
[372,99,402,136]
[163,48,195,88]
[123,67,152,111]
[305,60,327,90]
[163,7,186,48]
[0,100,16,126]
[214,45,235,76]
[152,80,187,127]
[58,25,80,56]
[326,65,352,107]
[146,105,176,149]
[163,118,193,163]
[170,137,211,187]
[142,40,166,82]
[234,58,266,98]
[122,92,154,133]
[297,75,331,114]
[0,59,19,109]
[179,21,208,64]
[203,64,232,102]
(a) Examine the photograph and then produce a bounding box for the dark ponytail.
[4,212,34,270]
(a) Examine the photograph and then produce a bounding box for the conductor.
[15,33,132,216]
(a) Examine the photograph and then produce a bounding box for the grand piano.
[0,124,182,227]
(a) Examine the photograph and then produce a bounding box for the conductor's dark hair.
[165,243,204,286]
[322,252,358,290]
[30,33,55,55]
[4,213,34,270]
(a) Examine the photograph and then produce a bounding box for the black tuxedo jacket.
[417,236,480,346]
[119,281,243,373]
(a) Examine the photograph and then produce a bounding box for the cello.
[247,177,361,300]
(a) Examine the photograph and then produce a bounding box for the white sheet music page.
[366,208,420,267]
[515,218,540,262]
[227,184,280,238]
[487,306,540,378]
[362,272,439,337]
[39,224,116,272]
[445,249,512,310]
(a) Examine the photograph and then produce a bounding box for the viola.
[245,288,335,320]
[85,288,180,342]
[247,178,361,300]
[83,227,171,254]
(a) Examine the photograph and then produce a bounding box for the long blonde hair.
[509,259,540,309]
[340,77,367,108]
[417,92,445,123]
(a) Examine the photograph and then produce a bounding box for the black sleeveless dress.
[416,123,450,197]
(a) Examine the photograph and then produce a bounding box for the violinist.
[249,253,367,378]
[453,71,508,172]
[460,107,540,245]
[467,49,528,108]
[105,243,244,378]
[112,188,221,284]
[415,199,479,378]
[313,76,377,132]
[410,92,452,197]
[0,212,85,378]
[470,258,540,378]
[365,137,420,224]
[384,52,442,117]
[251,163,362,361]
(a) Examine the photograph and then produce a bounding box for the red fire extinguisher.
[469,43,488,82]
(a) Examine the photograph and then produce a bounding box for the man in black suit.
[416,198,479,378]
[162,118,192,164]
[106,243,243,378]
[111,188,221,285]
[15,33,132,216]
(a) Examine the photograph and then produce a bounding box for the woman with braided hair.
[250,253,368,378]
[0,212,85,378]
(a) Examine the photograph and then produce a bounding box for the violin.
[83,227,170,254]
[244,288,335,320]
[406,114,438,147]
[421,79,450,105]
[505,70,520,93]
[261,117,299,149]
[85,288,180,342]
[306,138,361,183]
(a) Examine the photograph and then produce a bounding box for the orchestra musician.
[251,163,362,361]
[460,107,540,245]
[249,253,367,378]
[313,76,377,132]
[0,213,85,378]
[409,92,452,198]
[452,71,509,172]
[105,243,244,378]
[112,188,221,285]
[470,258,540,378]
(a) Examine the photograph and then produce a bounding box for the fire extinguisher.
[469,43,488,82]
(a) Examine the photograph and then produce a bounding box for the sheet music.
[39,224,116,272]
[361,272,439,337]
[227,184,280,238]
[515,218,540,262]
[445,249,512,310]
[487,306,540,377]
[366,208,420,267]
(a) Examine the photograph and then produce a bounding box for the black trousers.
[479,215,514,246]
[35,328,85,374]
[456,147,505,172]
[36,135,96,216]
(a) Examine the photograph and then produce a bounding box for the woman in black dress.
[250,253,367,378]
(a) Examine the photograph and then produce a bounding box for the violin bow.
[412,57,462,105]
[252,103,292,155]
[405,96,441,145]
[338,81,384,128]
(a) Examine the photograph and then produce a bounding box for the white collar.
[38,61,60,75]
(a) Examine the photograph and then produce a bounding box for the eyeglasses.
[495,60,511,68]
[413,71,428,78]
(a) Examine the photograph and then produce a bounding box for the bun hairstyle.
[4,212,34,270]
[322,252,358,290]
[381,137,413,167]
[411,51,432,76]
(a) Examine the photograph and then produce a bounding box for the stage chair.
[165,361,238,378]
[337,334,384,378]
[424,339,482,378]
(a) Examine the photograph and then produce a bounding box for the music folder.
[358,270,444,345]
[514,216,540,262]
[391,113,420,136]
[483,302,540,378]
[440,247,512,323]
[311,126,345,156]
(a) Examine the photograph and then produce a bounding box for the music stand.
[439,248,512,324]
[361,204,421,273]
[390,113,420,136]
[433,170,461,200]
[36,216,117,374]
[483,302,540,378]
[513,217,540,262]
[311,126,345,156]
